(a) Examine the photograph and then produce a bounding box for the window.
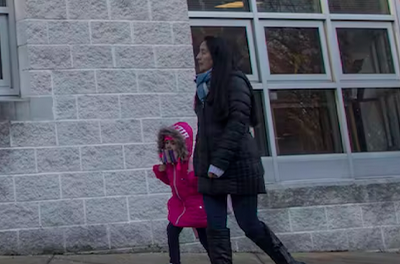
[328,0,390,14]
[270,89,342,155]
[187,0,250,11]
[335,25,395,75]
[263,21,330,80]
[0,0,17,96]
[343,88,400,152]
[190,19,258,80]
[257,0,322,13]
[191,26,252,74]
[187,0,400,180]
[253,90,269,156]
[266,27,324,74]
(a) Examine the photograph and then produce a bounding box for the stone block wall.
[0,0,197,255]
[221,181,400,254]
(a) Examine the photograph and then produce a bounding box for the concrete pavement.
[0,252,399,264]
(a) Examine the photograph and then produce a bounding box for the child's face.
[164,140,177,152]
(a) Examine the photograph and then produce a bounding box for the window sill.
[0,96,28,102]
[262,177,400,209]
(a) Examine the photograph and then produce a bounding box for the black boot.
[206,228,232,264]
[247,222,306,264]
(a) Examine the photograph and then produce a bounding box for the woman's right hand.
[159,164,166,172]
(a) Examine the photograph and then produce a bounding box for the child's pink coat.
[153,122,207,228]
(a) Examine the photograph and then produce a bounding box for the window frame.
[256,0,323,14]
[187,0,252,13]
[189,19,260,81]
[327,0,392,16]
[341,86,400,153]
[332,21,400,81]
[269,88,345,156]
[0,0,19,96]
[0,15,11,90]
[260,20,332,81]
[188,0,400,183]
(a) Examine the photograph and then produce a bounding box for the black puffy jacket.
[193,71,266,195]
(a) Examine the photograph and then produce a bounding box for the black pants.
[203,194,260,231]
[167,222,209,264]
[203,194,302,264]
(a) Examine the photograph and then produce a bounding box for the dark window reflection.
[343,88,400,152]
[0,38,3,80]
[253,90,269,156]
[270,89,343,155]
[337,28,394,74]
[265,27,325,74]
[0,0,6,7]
[329,0,389,14]
[187,0,250,11]
[191,26,253,74]
[257,0,321,13]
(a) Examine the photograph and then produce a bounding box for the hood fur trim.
[157,126,189,161]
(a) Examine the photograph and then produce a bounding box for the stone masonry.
[0,0,399,256]
[0,0,197,255]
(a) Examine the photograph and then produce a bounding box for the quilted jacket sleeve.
[210,76,251,172]
[153,165,170,185]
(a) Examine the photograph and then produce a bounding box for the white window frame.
[0,15,11,90]
[332,21,400,81]
[260,20,332,82]
[188,0,400,183]
[189,19,259,82]
[268,86,346,153]
[0,0,19,96]
[188,11,254,19]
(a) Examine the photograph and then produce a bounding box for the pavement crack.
[46,255,55,264]
[253,253,266,264]
[53,256,107,264]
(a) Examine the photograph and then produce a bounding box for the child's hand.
[159,164,166,172]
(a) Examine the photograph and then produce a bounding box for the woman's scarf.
[196,69,212,103]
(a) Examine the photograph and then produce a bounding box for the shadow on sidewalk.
[0,252,399,264]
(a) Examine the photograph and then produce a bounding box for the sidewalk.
[0,252,399,264]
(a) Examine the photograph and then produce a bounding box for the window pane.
[191,26,253,74]
[257,0,321,13]
[265,27,325,74]
[0,34,2,80]
[329,0,389,14]
[270,89,343,155]
[337,28,394,74]
[187,0,250,11]
[343,88,400,152]
[0,0,6,7]
[253,90,269,156]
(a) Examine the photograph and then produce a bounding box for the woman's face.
[196,41,213,73]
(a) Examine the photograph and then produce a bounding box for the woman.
[193,36,306,264]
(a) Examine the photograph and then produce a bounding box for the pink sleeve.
[153,165,170,186]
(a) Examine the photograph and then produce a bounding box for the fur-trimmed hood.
[157,122,194,161]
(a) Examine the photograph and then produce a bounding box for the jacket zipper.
[173,165,186,225]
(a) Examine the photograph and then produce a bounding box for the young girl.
[153,122,208,264]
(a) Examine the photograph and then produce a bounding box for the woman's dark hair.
[204,36,258,127]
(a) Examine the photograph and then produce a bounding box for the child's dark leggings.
[167,222,209,264]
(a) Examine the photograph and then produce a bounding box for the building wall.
[0,0,399,255]
[234,181,400,253]
[0,0,197,255]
